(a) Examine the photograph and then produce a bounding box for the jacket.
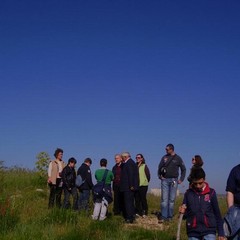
[62,165,76,189]
[120,158,139,192]
[158,154,186,182]
[48,159,65,185]
[183,183,224,238]
[77,163,93,190]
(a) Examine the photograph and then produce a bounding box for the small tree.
[35,152,50,178]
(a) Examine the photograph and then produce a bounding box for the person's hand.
[130,186,134,191]
[218,236,225,240]
[47,178,52,184]
[179,204,186,214]
[178,180,182,184]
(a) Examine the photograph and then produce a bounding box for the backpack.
[75,175,85,187]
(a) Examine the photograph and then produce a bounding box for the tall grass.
[0,168,227,240]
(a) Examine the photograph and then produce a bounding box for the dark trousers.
[113,184,124,215]
[48,184,63,208]
[63,187,78,210]
[134,186,148,215]
[122,190,135,221]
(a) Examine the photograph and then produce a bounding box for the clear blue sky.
[1,0,240,194]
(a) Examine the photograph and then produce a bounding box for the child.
[179,168,225,240]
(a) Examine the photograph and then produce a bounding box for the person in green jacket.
[135,154,151,217]
[92,158,114,220]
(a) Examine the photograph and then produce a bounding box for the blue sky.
[1,0,240,194]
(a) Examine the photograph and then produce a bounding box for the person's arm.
[158,158,164,179]
[211,190,224,238]
[226,191,234,208]
[178,157,186,184]
[144,165,151,182]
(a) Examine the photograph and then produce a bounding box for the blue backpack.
[75,175,85,187]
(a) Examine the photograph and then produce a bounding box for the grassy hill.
[0,167,227,240]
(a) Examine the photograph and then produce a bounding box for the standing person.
[135,154,151,218]
[179,168,225,240]
[112,154,124,216]
[120,152,139,224]
[187,155,204,186]
[224,164,240,240]
[62,157,78,210]
[157,143,186,223]
[92,158,114,220]
[77,158,93,213]
[47,148,65,208]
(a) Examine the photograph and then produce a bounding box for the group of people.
[47,144,240,240]
[47,148,151,223]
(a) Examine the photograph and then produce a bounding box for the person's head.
[192,155,204,167]
[115,154,122,164]
[121,152,131,162]
[84,157,92,166]
[54,148,63,159]
[165,144,174,155]
[135,154,145,164]
[190,168,206,191]
[100,158,107,167]
[68,157,77,167]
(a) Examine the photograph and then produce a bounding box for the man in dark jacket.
[77,158,93,212]
[120,152,139,223]
[62,157,78,210]
[158,143,186,222]
[179,168,224,240]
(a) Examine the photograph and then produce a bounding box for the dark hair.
[84,157,92,165]
[100,158,107,167]
[190,168,205,181]
[193,155,204,167]
[166,143,174,151]
[136,153,146,164]
[54,148,63,158]
[68,157,77,164]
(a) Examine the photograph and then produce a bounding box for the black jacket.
[62,165,76,189]
[77,163,93,190]
[120,158,139,192]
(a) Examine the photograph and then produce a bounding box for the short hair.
[194,155,204,167]
[84,157,92,165]
[166,144,174,151]
[190,168,206,181]
[100,158,107,167]
[54,148,63,158]
[121,152,130,158]
[68,157,77,164]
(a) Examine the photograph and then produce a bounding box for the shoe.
[158,218,164,224]
[125,219,134,224]
[142,214,147,218]
[135,213,140,218]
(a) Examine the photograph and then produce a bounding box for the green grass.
[0,168,226,240]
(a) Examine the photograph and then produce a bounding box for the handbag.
[93,169,109,197]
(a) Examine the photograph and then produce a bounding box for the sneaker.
[135,213,140,218]
[158,218,164,224]
[142,214,147,218]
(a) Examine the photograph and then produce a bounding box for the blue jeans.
[78,190,90,212]
[63,187,78,210]
[161,178,178,219]
[188,234,216,240]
